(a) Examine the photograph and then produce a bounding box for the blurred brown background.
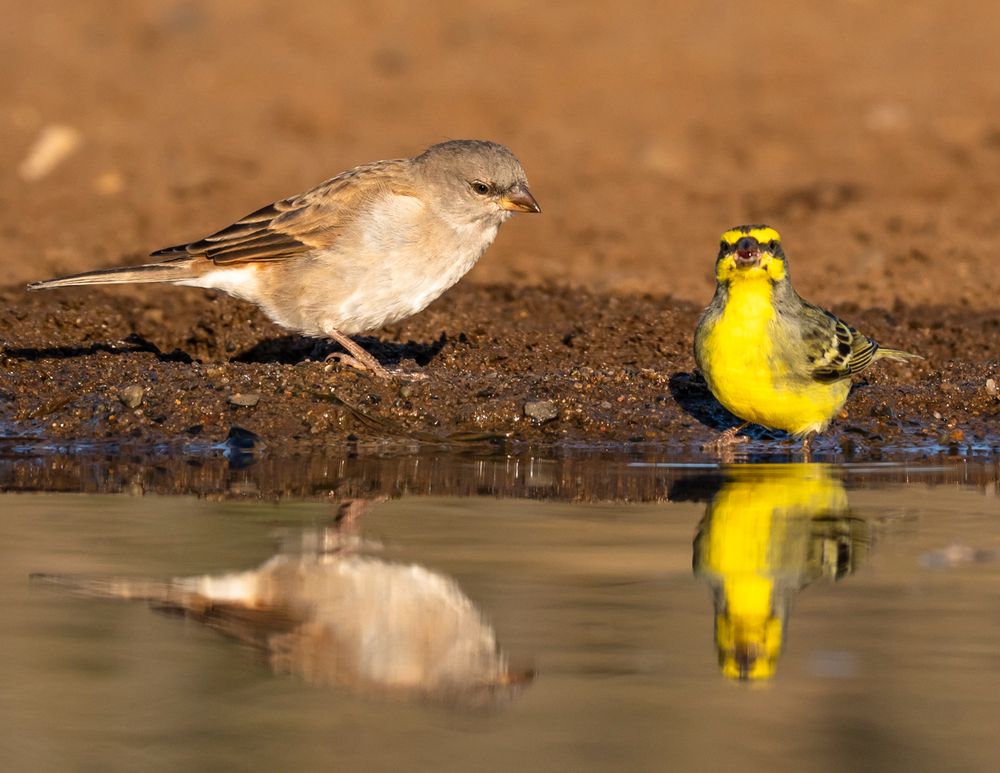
[4,0,1000,308]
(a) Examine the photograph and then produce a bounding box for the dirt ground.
[1,1,998,462]
[1,283,996,459]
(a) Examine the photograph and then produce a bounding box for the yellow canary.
[692,464,869,681]
[694,225,922,445]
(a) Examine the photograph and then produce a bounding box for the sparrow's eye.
[470,181,490,195]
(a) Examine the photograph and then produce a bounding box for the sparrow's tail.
[29,572,177,602]
[875,347,924,363]
[27,261,194,291]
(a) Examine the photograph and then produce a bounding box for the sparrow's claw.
[322,328,398,380]
[323,350,427,382]
[323,351,386,377]
[394,370,428,382]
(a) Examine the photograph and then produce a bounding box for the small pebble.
[524,400,559,423]
[119,384,144,409]
[987,378,998,396]
[93,170,125,196]
[399,384,414,399]
[18,124,82,181]
[228,392,261,407]
[920,544,998,569]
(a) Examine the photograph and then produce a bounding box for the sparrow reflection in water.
[33,500,531,705]
[690,464,870,681]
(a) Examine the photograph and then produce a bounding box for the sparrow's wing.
[150,159,416,265]
[801,304,880,383]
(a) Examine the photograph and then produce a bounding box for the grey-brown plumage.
[31,547,531,705]
[28,140,540,378]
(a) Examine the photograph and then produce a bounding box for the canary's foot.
[799,432,817,462]
[702,422,751,452]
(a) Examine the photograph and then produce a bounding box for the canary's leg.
[702,422,751,452]
[800,432,816,462]
[322,327,426,381]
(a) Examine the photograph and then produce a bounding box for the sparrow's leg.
[322,328,392,378]
[701,422,751,453]
[321,327,426,381]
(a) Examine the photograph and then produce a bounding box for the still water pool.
[1,457,998,772]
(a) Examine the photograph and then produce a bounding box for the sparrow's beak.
[499,183,541,213]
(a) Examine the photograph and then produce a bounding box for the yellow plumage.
[694,225,921,440]
[699,273,850,436]
[693,463,869,680]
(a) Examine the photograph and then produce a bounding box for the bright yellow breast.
[701,278,848,436]
[695,464,851,679]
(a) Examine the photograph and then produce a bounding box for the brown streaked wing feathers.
[149,159,415,265]
[804,305,880,383]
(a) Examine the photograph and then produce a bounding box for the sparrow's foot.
[393,370,429,382]
[701,422,751,453]
[321,327,425,381]
[323,352,427,382]
[323,351,388,377]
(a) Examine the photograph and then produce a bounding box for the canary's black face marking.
[716,225,787,284]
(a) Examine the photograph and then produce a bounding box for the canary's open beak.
[499,183,541,213]
[734,237,761,267]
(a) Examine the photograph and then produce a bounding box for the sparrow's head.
[715,225,788,285]
[417,140,540,226]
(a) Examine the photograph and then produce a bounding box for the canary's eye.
[471,181,490,195]
[720,241,728,250]
[768,240,778,250]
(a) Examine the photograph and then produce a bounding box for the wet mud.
[1,283,997,470]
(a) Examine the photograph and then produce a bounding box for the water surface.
[2,458,998,772]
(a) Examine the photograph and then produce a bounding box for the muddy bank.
[1,442,997,503]
[1,283,997,462]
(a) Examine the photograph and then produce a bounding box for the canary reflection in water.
[692,464,870,681]
[33,502,530,705]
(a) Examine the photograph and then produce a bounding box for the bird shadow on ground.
[668,371,742,431]
[2,334,194,364]
[234,332,449,368]
[667,370,784,443]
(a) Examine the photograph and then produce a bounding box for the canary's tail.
[875,347,923,363]
[27,261,194,291]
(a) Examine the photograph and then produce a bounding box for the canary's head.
[715,612,783,681]
[715,225,787,284]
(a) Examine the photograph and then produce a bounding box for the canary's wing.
[150,159,417,265]
[799,303,880,383]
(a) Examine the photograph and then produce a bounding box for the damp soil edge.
[0,283,997,459]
